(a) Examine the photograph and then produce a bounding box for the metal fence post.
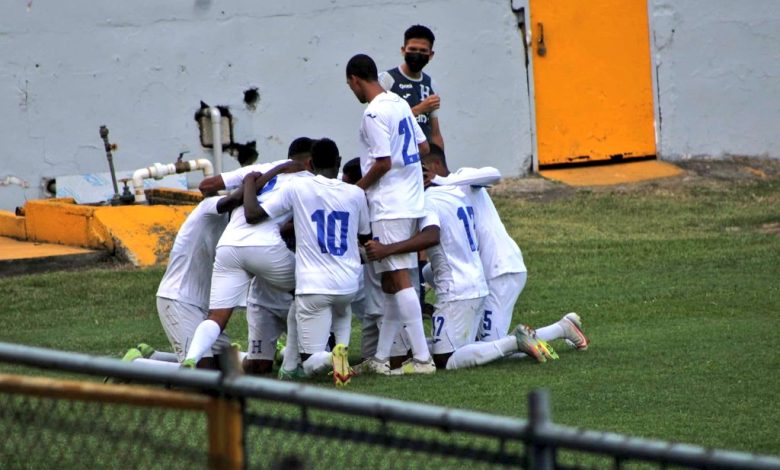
[528,389,554,470]
[206,346,245,470]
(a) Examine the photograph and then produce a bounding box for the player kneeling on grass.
[245,139,372,386]
[365,183,555,371]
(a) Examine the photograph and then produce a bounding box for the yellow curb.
[540,160,682,187]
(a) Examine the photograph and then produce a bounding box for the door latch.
[537,22,546,57]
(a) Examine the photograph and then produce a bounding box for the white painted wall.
[650,0,780,160]
[0,0,533,210]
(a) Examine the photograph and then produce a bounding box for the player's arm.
[356,156,391,191]
[433,167,501,187]
[216,185,244,213]
[429,116,444,150]
[364,225,440,261]
[199,175,225,196]
[244,161,303,224]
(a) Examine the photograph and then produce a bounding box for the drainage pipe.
[209,107,223,175]
[131,158,214,203]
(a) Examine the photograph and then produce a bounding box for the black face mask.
[404,52,429,73]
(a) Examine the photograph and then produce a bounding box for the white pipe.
[131,159,215,203]
[209,107,223,175]
[1,175,29,188]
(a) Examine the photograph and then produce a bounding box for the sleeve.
[356,192,371,235]
[378,71,395,91]
[412,112,427,144]
[199,196,222,215]
[432,167,502,187]
[362,110,392,159]
[419,198,440,230]
[259,181,293,219]
[220,162,274,189]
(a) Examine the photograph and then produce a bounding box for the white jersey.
[261,174,371,295]
[358,91,426,222]
[433,167,526,278]
[156,197,228,309]
[220,159,289,190]
[421,185,488,302]
[217,167,312,248]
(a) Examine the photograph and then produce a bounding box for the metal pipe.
[99,125,120,203]
[209,107,223,175]
[131,158,214,203]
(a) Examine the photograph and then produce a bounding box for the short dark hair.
[404,25,435,47]
[424,142,448,168]
[346,54,378,81]
[288,137,313,158]
[341,157,362,184]
[311,138,340,170]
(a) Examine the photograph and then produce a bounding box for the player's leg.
[429,298,483,370]
[184,246,250,366]
[479,272,526,342]
[244,302,283,375]
[297,294,336,377]
[535,312,589,350]
[279,303,304,378]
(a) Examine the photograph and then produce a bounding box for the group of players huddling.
[120,28,589,387]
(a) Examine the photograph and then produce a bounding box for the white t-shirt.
[432,167,526,278]
[358,91,427,222]
[217,167,312,248]
[421,185,488,302]
[156,197,228,309]
[261,174,371,295]
[220,159,289,190]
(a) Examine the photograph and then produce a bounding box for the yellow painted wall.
[531,0,656,166]
[0,211,27,239]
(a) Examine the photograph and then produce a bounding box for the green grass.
[1,176,779,456]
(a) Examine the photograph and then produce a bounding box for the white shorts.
[430,297,485,355]
[479,272,527,341]
[246,302,288,361]
[295,293,354,355]
[156,297,230,362]
[371,218,419,273]
[209,244,295,309]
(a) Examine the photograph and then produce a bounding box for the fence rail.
[0,342,778,469]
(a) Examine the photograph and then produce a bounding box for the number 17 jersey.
[261,173,371,296]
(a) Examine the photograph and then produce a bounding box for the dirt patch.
[760,222,780,235]
[490,157,780,201]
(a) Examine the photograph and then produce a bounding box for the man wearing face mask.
[379,24,444,150]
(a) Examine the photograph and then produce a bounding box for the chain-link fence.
[0,392,207,469]
[1,342,779,470]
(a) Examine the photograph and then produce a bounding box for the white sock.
[394,287,430,362]
[332,309,352,346]
[360,315,381,359]
[536,322,565,342]
[185,320,221,362]
[302,351,332,376]
[446,337,518,370]
[149,351,178,362]
[374,293,400,362]
[133,358,181,369]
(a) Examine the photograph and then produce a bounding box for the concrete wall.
[0,0,533,211]
[650,0,780,160]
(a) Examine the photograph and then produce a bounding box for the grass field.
[1,164,779,457]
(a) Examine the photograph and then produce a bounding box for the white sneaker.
[400,357,436,375]
[354,358,399,376]
[560,312,589,350]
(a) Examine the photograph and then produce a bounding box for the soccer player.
[244,139,371,386]
[181,155,311,368]
[198,137,313,196]
[364,183,554,370]
[422,145,589,349]
[346,53,435,375]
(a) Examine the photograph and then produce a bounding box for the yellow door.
[531,0,656,166]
